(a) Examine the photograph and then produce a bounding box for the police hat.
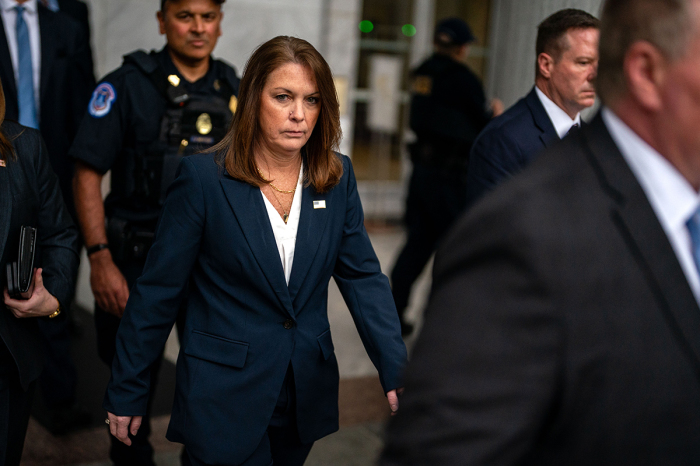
[434,17,476,46]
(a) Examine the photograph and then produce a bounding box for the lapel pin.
[0,159,5,167]
[313,200,326,209]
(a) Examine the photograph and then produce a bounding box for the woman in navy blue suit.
[104,36,407,465]
[0,81,80,465]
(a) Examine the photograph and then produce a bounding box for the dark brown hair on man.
[536,8,600,72]
[213,36,343,193]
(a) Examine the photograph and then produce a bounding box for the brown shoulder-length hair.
[211,36,343,193]
[0,80,16,163]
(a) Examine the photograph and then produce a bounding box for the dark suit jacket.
[0,3,94,213]
[466,87,558,205]
[381,113,700,465]
[0,121,79,390]
[104,153,407,464]
[57,0,93,77]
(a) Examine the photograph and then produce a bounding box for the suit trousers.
[0,340,36,466]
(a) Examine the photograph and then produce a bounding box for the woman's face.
[257,62,321,158]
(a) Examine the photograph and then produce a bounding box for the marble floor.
[20,226,432,466]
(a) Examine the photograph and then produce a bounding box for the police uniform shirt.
[69,46,238,219]
[410,53,492,144]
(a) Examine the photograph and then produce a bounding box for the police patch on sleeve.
[88,82,117,118]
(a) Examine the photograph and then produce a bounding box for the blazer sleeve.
[103,156,205,415]
[23,128,80,310]
[381,199,563,465]
[332,157,407,393]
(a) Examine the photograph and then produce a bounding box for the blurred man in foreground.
[382,0,700,463]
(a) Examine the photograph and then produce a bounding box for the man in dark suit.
[0,0,94,215]
[381,0,700,463]
[0,0,94,434]
[466,9,599,205]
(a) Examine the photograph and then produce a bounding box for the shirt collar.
[535,85,581,139]
[602,106,700,232]
[2,0,38,14]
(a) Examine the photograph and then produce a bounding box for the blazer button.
[283,319,293,329]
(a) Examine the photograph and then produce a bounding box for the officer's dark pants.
[390,161,468,321]
[36,314,78,410]
[35,230,82,413]
[96,259,185,466]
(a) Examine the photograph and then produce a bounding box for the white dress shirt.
[602,107,700,303]
[1,0,41,112]
[535,86,581,139]
[261,164,304,285]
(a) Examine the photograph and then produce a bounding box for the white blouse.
[260,163,304,284]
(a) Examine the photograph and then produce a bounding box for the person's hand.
[387,388,404,416]
[490,98,505,117]
[89,249,129,317]
[107,412,142,446]
[4,268,60,318]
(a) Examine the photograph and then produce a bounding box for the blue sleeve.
[332,157,407,393]
[103,156,205,415]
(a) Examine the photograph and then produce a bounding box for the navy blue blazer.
[104,153,407,464]
[0,122,79,389]
[466,87,558,205]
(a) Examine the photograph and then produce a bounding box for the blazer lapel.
[37,5,55,106]
[0,161,12,263]
[583,113,700,370]
[287,185,331,302]
[525,87,558,149]
[219,176,294,317]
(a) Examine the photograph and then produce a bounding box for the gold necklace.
[257,167,297,194]
[268,187,292,223]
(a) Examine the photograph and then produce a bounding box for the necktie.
[566,123,580,137]
[15,5,38,129]
[685,206,700,275]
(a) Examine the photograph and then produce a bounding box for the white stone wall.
[85,0,329,79]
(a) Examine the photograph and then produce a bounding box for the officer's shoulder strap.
[122,50,171,101]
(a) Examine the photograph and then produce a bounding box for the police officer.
[70,0,238,464]
[390,17,502,336]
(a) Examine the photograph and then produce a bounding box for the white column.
[409,0,435,68]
